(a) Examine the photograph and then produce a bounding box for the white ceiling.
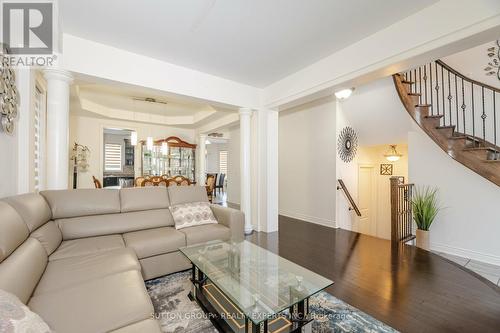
[70,82,232,128]
[443,40,500,89]
[60,0,437,87]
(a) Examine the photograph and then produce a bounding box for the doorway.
[358,164,377,236]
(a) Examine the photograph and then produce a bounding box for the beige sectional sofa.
[0,186,244,333]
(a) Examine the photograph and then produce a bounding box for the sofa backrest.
[0,201,48,304]
[40,187,175,240]
[168,185,209,205]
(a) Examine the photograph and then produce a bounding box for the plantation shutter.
[104,143,122,171]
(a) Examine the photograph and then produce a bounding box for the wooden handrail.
[436,59,500,94]
[337,179,362,217]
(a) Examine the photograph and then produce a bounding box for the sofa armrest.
[210,205,244,242]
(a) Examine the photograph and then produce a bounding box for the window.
[34,85,46,192]
[104,143,122,171]
[219,150,228,174]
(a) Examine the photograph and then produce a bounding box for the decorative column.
[198,133,207,185]
[239,107,253,234]
[43,68,73,190]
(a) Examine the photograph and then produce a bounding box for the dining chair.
[92,176,102,189]
[205,174,216,202]
[215,173,225,194]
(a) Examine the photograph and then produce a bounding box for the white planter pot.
[416,229,430,251]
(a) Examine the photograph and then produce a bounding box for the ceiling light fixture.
[384,145,403,162]
[335,88,354,100]
[205,139,211,145]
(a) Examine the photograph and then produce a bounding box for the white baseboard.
[279,210,337,229]
[431,242,500,266]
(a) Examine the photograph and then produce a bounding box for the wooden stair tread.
[408,93,421,96]
[401,80,414,84]
[425,115,443,119]
[449,135,483,142]
[463,147,497,152]
[416,104,432,107]
[436,125,455,129]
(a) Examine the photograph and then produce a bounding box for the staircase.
[393,60,500,187]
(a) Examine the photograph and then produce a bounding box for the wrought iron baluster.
[461,77,466,137]
[481,86,486,143]
[441,65,446,124]
[447,70,452,127]
[429,63,434,115]
[424,64,428,105]
[435,62,440,116]
[455,74,459,133]
[494,91,498,159]
[409,71,412,93]
[472,82,475,139]
[419,67,422,104]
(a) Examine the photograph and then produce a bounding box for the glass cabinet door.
[141,137,196,181]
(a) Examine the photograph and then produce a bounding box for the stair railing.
[337,179,361,217]
[403,60,499,159]
[390,177,415,243]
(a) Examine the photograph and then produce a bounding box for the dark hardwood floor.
[246,216,500,333]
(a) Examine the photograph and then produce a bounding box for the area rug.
[146,271,398,333]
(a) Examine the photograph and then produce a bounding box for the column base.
[244,228,254,235]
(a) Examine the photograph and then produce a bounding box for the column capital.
[43,68,74,83]
[239,107,253,116]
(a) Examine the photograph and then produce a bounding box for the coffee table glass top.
[180,240,333,324]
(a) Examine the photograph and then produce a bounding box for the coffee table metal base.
[188,265,313,333]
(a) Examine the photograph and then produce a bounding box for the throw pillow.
[0,289,52,333]
[170,202,218,230]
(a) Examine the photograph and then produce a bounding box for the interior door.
[358,165,376,236]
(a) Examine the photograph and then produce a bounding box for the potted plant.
[412,186,441,250]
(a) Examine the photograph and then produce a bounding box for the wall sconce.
[384,145,403,162]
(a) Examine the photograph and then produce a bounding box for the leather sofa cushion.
[56,209,174,240]
[168,186,209,205]
[0,238,47,303]
[49,235,125,261]
[139,251,191,280]
[34,248,140,295]
[123,227,186,259]
[3,193,52,232]
[30,221,62,255]
[109,319,161,333]
[0,201,29,263]
[120,187,170,212]
[28,270,154,333]
[179,224,231,245]
[41,189,121,219]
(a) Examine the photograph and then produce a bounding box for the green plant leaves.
[411,186,441,231]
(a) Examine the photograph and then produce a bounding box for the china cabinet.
[141,136,196,181]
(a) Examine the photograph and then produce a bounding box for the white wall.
[69,114,195,188]
[278,96,337,226]
[206,142,228,173]
[226,127,240,205]
[409,128,500,265]
[0,129,18,198]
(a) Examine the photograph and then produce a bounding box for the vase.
[416,229,430,251]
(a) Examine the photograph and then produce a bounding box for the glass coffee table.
[180,240,333,333]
